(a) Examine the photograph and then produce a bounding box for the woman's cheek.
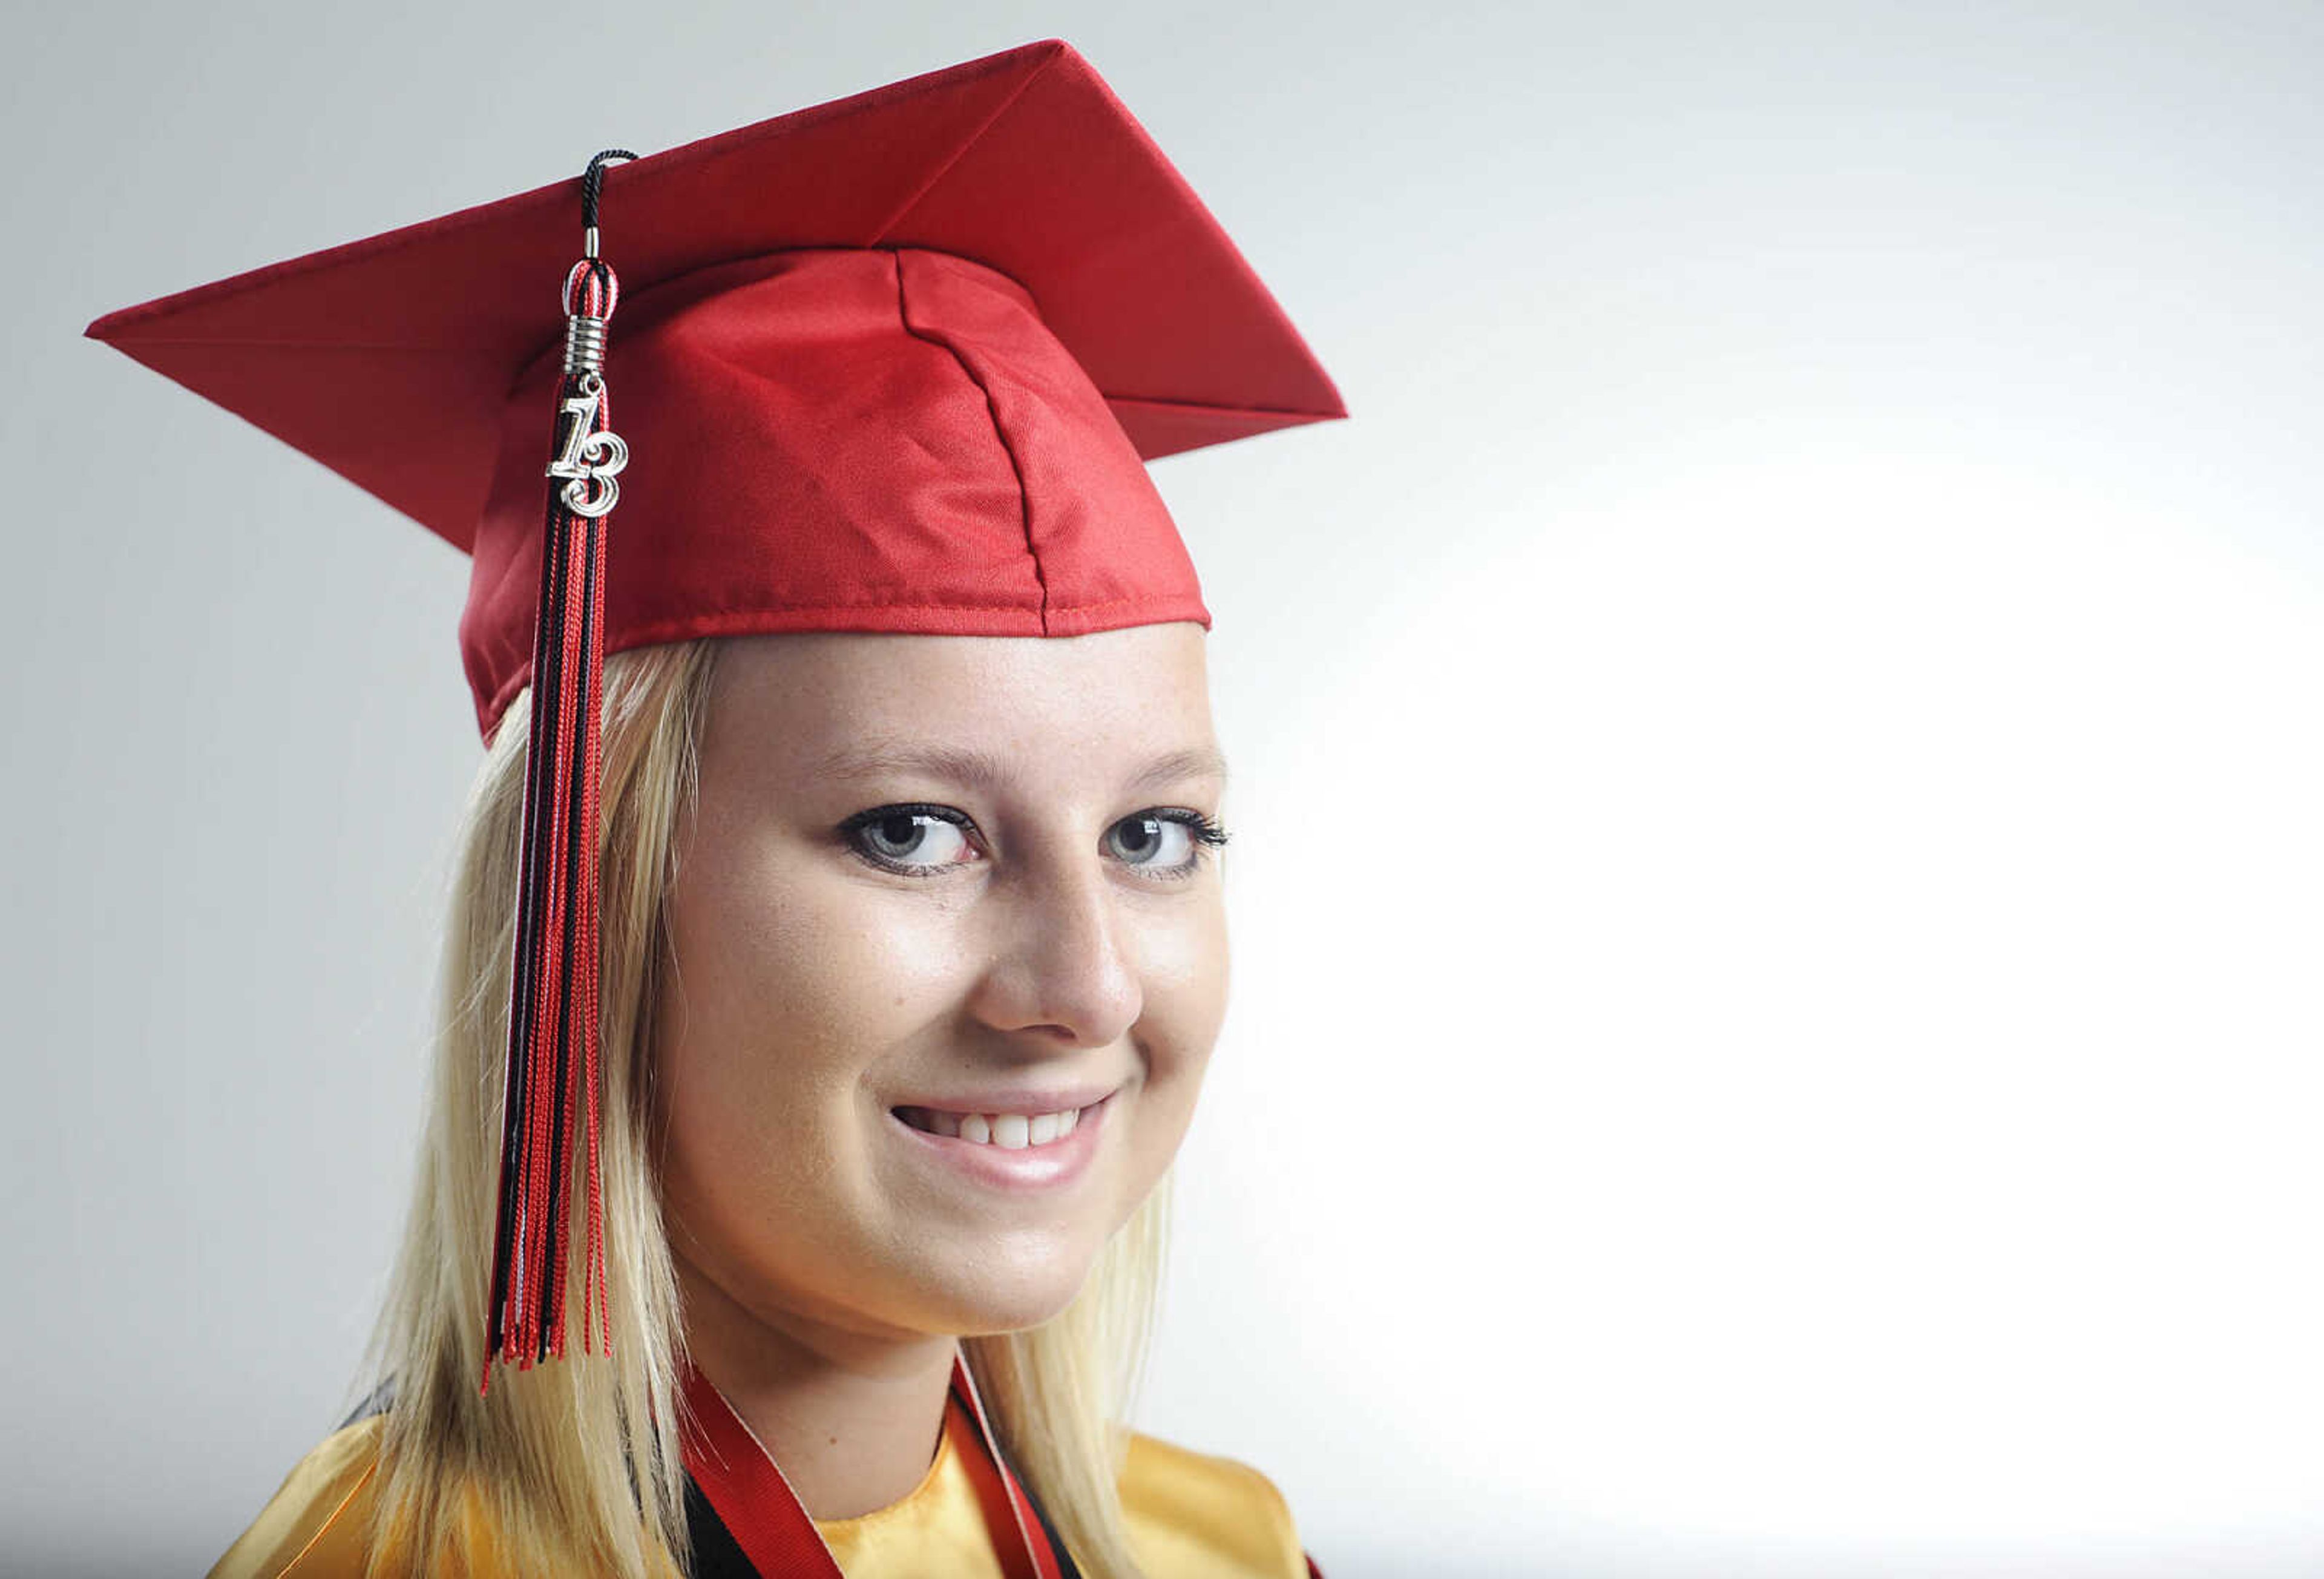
[1149,895,1232,1074]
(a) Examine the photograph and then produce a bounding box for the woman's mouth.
[892,1102,1094,1149]
[885,1091,1116,1190]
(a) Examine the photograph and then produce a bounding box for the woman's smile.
[885,1088,1121,1192]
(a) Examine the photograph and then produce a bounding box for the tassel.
[482,153,634,1390]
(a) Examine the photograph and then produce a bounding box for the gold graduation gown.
[206,1403,1313,1578]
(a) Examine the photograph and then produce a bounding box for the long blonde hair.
[359,637,1169,1577]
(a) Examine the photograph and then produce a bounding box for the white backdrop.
[8,3,2322,1574]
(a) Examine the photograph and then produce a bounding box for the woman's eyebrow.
[812,740,1228,793]
[1128,746,1230,794]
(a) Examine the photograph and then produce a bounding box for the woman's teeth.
[899,1106,1085,1149]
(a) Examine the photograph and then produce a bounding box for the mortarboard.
[85,38,1343,1391]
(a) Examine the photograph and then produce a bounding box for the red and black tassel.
[482,150,635,1390]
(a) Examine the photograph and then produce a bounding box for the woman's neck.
[674,1252,960,1521]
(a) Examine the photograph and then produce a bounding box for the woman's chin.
[907,1230,1107,1335]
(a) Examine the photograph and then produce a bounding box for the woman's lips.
[886,1090,1114,1192]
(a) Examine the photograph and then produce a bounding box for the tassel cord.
[482,238,623,1388]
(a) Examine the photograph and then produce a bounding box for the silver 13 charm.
[547,372,629,518]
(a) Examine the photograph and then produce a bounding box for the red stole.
[679,1352,1072,1579]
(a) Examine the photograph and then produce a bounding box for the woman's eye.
[1106,810,1230,878]
[841,805,1229,879]
[842,805,977,873]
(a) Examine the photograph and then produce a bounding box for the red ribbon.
[680,1353,1069,1579]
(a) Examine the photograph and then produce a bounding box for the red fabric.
[945,1353,1066,1579]
[680,1359,843,1577]
[82,38,1346,740]
[462,245,1206,739]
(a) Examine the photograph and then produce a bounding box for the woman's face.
[655,624,1229,1345]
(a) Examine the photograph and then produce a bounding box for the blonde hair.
[359,637,1168,1577]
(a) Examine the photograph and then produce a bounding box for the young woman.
[89,39,1342,1579]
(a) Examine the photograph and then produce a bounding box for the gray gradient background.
[8,2,2323,1574]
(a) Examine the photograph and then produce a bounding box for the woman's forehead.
[705,626,1219,781]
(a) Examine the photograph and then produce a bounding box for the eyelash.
[837,803,1230,882]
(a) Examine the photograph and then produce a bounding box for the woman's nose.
[965,854,1143,1051]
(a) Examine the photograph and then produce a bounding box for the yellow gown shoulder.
[207,1415,1309,1579]
[1119,1428,1309,1578]
[206,1416,386,1579]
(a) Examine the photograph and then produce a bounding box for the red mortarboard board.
[84,36,1345,737]
[83,38,1343,1402]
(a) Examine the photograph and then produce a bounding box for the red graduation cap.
[85,38,1343,1388]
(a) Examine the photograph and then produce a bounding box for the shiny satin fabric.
[461,245,1211,740]
[80,39,1347,746]
[204,1409,1314,1577]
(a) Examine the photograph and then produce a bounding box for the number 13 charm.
[547,372,628,518]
